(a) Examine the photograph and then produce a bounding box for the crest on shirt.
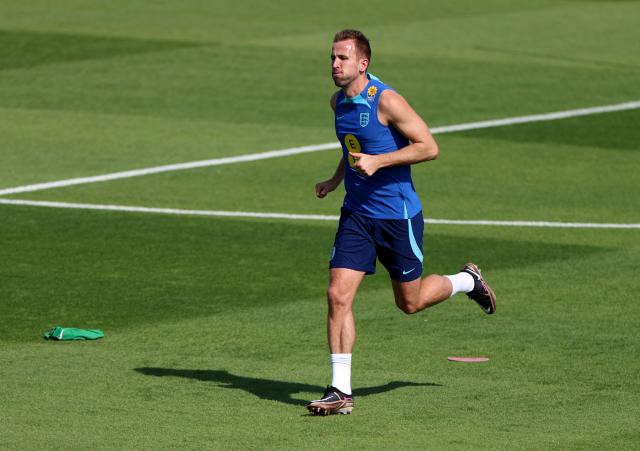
[359,112,370,127]
[367,85,378,102]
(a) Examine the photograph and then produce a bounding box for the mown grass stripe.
[1,100,638,197]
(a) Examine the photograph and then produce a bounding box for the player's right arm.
[316,92,345,199]
[316,160,345,198]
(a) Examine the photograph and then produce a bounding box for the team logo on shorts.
[367,85,378,102]
[359,112,369,127]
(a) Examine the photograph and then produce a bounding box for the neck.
[342,73,369,98]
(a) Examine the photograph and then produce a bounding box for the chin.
[333,77,348,88]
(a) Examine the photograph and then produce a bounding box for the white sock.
[445,272,475,297]
[330,353,352,395]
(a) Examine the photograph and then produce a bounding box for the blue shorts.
[329,208,424,282]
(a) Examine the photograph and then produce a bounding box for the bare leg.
[391,274,453,314]
[327,268,365,353]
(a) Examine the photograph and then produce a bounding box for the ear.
[359,57,369,74]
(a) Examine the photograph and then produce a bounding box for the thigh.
[330,208,377,275]
[376,211,424,282]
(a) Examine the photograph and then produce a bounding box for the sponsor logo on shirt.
[367,85,378,102]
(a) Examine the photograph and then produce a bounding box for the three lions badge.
[359,112,369,127]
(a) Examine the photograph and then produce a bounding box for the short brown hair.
[333,29,371,62]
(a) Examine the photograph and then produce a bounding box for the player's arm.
[316,92,345,199]
[316,159,345,198]
[350,90,439,176]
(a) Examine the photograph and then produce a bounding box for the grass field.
[1,1,640,449]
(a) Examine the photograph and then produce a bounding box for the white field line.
[2,198,639,229]
[0,142,341,196]
[1,100,639,197]
[429,100,640,133]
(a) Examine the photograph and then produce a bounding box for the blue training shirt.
[335,76,422,220]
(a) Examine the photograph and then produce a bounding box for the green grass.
[1,0,640,449]
[2,207,639,449]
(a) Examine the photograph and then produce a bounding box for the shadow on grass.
[135,367,440,406]
[0,29,199,71]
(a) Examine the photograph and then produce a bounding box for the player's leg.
[327,267,365,354]
[376,210,436,314]
[307,269,364,416]
[307,209,375,415]
[377,211,496,314]
[392,266,496,314]
[392,265,496,314]
[391,275,452,314]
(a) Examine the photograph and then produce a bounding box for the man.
[306,29,496,416]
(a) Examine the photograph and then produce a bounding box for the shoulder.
[378,89,413,122]
[379,89,407,109]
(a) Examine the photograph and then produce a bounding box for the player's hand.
[315,179,339,198]
[350,153,380,177]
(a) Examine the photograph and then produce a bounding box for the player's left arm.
[350,90,439,176]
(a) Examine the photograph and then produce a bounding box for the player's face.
[331,40,366,87]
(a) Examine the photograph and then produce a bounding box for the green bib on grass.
[43,327,104,341]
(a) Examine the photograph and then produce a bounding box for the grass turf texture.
[2,0,640,449]
[2,207,639,449]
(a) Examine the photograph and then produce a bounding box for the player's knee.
[327,286,353,312]
[398,303,419,315]
[395,296,420,315]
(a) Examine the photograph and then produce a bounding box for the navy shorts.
[329,208,424,282]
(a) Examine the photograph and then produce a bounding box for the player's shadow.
[134,367,440,406]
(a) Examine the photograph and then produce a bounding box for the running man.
[306,29,496,416]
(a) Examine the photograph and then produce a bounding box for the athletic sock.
[445,272,475,297]
[330,353,352,395]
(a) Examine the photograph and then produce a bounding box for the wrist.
[375,153,391,169]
